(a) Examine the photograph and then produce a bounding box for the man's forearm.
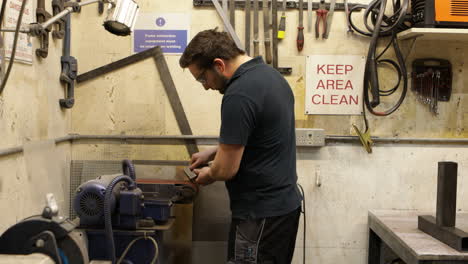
[207,146,218,161]
[207,144,244,181]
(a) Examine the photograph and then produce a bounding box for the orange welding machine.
[412,0,468,28]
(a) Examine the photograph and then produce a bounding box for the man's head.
[179,28,246,94]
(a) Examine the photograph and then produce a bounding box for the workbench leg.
[368,229,382,264]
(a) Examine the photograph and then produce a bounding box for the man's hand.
[194,166,216,186]
[189,147,218,170]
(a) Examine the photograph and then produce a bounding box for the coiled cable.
[348,0,411,116]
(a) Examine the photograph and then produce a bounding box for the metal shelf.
[397,27,468,41]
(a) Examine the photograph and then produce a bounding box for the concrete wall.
[69,0,468,263]
[0,2,71,232]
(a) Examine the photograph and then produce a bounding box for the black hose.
[104,175,135,264]
[0,0,7,30]
[0,0,28,95]
[122,159,136,181]
[297,184,306,264]
[349,0,410,116]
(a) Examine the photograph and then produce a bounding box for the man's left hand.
[194,166,216,186]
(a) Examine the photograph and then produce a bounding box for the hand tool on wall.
[245,0,251,55]
[412,58,452,115]
[253,0,260,56]
[297,0,304,51]
[52,0,65,39]
[229,0,235,29]
[263,0,272,64]
[211,0,244,50]
[59,12,77,108]
[272,0,278,69]
[315,0,328,39]
[277,0,286,39]
[344,0,353,33]
[98,0,104,14]
[36,0,52,58]
[323,0,336,39]
[223,0,228,16]
[307,0,312,32]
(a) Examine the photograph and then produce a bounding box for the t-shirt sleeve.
[219,95,257,146]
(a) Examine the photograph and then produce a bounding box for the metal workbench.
[368,210,468,264]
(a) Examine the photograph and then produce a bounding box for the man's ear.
[213,58,226,73]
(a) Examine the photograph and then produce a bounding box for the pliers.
[315,0,328,39]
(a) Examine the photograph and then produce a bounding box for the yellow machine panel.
[435,0,468,23]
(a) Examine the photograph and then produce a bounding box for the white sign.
[305,55,366,115]
[4,0,33,64]
[132,13,190,55]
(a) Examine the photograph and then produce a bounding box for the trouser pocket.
[233,218,266,264]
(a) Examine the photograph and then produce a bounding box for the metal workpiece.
[193,0,365,11]
[418,162,468,252]
[436,162,458,227]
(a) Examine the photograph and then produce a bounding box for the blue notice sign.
[133,30,187,54]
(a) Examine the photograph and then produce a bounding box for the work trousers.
[227,207,301,264]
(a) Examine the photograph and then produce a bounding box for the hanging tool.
[223,0,228,16]
[272,0,278,69]
[211,0,244,50]
[222,0,228,31]
[263,0,272,64]
[315,0,328,39]
[253,0,260,57]
[59,12,77,109]
[36,0,52,58]
[353,124,373,153]
[51,0,65,39]
[297,0,304,51]
[277,0,286,39]
[245,0,251,55]
[307,0,312,32]
[229,0,235,29]
[344,0,353,33]
[323,0,336,39]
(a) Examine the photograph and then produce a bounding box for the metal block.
[418,215,468,251]
[437,161,458,227]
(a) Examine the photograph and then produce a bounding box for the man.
[179,28,302,264]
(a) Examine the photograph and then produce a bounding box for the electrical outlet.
[295,128,325,147]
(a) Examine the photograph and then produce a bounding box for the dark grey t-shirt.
[220,56,302,219]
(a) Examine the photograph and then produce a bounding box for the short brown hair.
[179,28,245,69]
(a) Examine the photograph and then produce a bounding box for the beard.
[213,70,229,94]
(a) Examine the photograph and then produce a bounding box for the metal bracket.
[52,0,65,39]
[35,7,52,58]
[193,0,365,11]
[59,55,77,108]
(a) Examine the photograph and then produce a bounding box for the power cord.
[348,0,411,116]
[0,0,28,95]
[116,235,159,264]
[298,183,306,264]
